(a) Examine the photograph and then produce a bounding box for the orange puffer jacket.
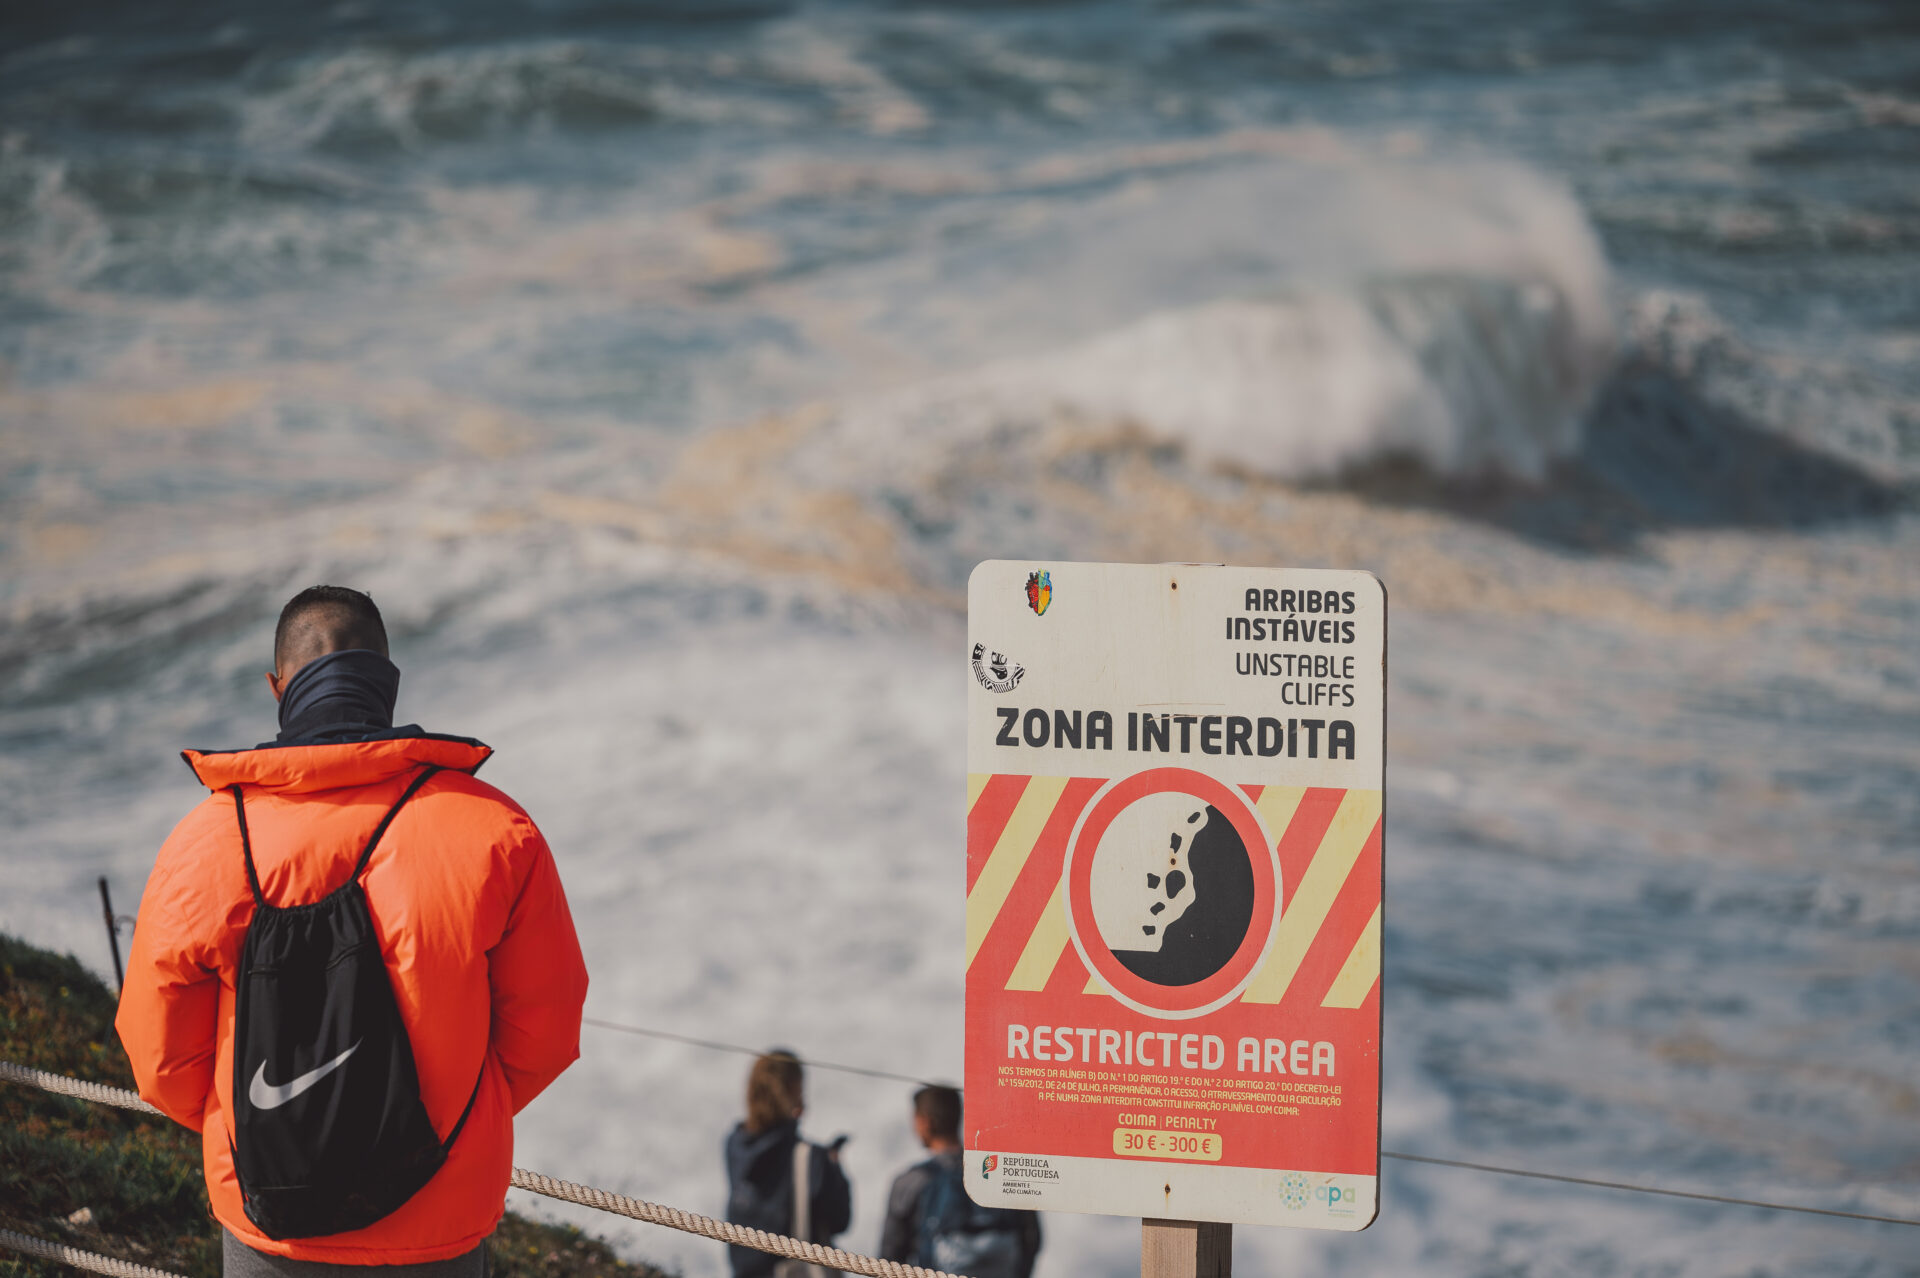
[116,733,589,1263]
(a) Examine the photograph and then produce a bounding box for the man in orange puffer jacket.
[117,585,589,1275]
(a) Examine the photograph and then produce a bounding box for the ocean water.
[3,3,1918,1275]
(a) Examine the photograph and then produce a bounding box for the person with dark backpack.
[878,1087,1039,1278]
[723,1051,852,1278]
[116,585,589,1276]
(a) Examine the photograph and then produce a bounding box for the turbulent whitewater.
[1,4,1916,1277]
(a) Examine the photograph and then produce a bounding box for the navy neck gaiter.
[275,649,401,745]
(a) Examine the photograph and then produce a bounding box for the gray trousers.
[222,1232,486,1278]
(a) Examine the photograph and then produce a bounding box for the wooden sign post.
[1143,1219,1232,1278]
[962,561,1387,1269]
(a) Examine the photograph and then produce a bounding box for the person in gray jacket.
[878,1087,1039,1278]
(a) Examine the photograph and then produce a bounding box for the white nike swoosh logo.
[249,1040,361,1111]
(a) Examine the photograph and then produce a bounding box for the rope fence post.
[95,878,125,995]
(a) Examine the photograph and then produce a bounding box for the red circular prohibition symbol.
[1063,767,1279,1020]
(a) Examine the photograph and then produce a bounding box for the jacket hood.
[726,1119,799,1183]
[182,730,492,794]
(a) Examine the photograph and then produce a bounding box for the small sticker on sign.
[1026,570,1052,616]
[972,643,1025,693]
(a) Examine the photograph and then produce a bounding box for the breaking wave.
[1030,274,1608,481]
[828,158,1615,484]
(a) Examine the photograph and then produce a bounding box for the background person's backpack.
[772,1138,826,1278]
[229,766,480,1239]
[915,1157,1025,1278]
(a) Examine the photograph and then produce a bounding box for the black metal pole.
[97,877,124,994]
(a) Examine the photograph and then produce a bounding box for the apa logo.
[1025,570,1052,616]
[982,1154,998,1179]
[971,643,1025,693]
[1279,1172,1309,1210]
[1316,1179,1357,1215]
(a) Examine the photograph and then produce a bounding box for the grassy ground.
[0,933,668,1278]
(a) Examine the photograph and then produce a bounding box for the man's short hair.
[914,1085,961,1141]
[274,585,389,671]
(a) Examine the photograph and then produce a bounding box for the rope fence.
[581,1018,940,1089]
[0,1063,162,1116]
[0,1062,962,1278]
[0,1229,186,1278]
[507,1168,952,1278]
[4,1056,1916,1278]
[575,1016,1920,1231]
[1379,1150,1920,1229]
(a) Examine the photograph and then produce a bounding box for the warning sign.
[963,561,1385,1231]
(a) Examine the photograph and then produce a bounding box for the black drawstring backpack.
[229,764,481,1239]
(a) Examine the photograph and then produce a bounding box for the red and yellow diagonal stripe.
[966,775,1382,1010]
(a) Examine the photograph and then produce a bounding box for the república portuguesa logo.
[1025,570,1051,616]
[982,1154,998,1179]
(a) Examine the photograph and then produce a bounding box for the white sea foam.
[231,19,937,156]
